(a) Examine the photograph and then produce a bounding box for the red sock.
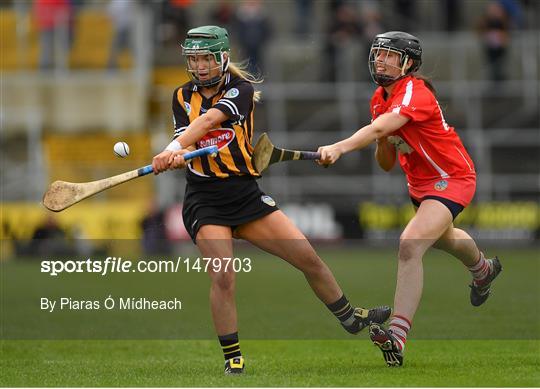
[389,315,411,352]
[468,252,492,286]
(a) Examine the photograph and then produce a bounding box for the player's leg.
[370,199,452,366]
[236,211,340,302]
[395,199,452,321]
[196,225,244,374]
[235,210,390,334]
[433,224,480,266]
[433,225,502,306]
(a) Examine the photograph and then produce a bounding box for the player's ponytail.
[412,73,437,96]
[228,61,263,102]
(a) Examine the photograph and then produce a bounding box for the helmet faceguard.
[181,25,230,87]
[368,31,422,87]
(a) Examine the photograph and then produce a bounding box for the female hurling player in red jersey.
[317,31,502,367]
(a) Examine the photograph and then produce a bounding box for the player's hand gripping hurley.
[42,145,218,212]
[252,133,324,174]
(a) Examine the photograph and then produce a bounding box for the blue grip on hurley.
[137,145,219,177]
[137,165,154,176]
[183,145,218,160]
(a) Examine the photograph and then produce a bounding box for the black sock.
[326,294,356,327]
[219,332,241,360]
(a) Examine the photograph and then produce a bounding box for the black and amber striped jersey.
[172,72,259,180]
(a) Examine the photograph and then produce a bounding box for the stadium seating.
[0,10,39,70]
[44,133,152,201]
[69,9,132,69]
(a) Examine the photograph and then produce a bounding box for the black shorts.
[182,175,279,243]
[410,195,465,220]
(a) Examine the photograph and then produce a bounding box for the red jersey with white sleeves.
[370,76,476,188]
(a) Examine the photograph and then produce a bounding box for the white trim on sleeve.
[174,126,188,136]
[216,99,239,116]
[392,80,413,114]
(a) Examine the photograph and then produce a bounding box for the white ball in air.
[114,141,130,158]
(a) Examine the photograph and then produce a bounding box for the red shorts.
[408,175,476,207]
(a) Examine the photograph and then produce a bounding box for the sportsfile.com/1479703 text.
[40,256,253,276]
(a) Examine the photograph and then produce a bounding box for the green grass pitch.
[1,246,539,386]
[2,339,538,386]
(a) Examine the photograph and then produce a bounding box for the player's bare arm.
[375,137,397,171]
[318,112,409,165]
[152,108,227,174]
[175,108,228,150]
[167,109,227,169]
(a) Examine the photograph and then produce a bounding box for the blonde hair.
[228,61,263,102]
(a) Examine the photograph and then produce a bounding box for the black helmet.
[368,31,422,87]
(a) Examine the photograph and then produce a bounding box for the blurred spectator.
[107,0,134,70]
[441,0,461,31]
[393,0,416,31]
[72,225,93,256]
[210,0,235,31]
[477,1,510,82]
[141,201,170,255]
[499,0,525,29]
[33,0,72,70]
[359,1,386,80]
[232,0,272,75]
[30,215,71,256]
[159,0,194,46]
[322,1,362,82]
[360,1,385,42]
[294,0,314,38]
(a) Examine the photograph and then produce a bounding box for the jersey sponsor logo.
[434,180,448,191]
[261,195,276,207]
[197,128,235,150]
[387,135,414,154]
[224,88,239,99]
[184,102,191,115]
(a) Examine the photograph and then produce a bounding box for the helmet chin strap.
[221,53,230,72]
[196,72,224,87]
[400,55,409,76]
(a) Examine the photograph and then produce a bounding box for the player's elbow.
[199,114,217,131]
[371,123,388,140]
[202,108,228,131]
[197,111,222,132]
[371,113,406,138]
